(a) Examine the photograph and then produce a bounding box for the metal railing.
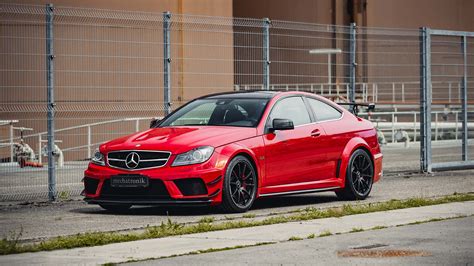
[236,80,466,106]
[0,117,155,163]
[359,111,474,143]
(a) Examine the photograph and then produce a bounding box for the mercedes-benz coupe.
[83,91,382,212]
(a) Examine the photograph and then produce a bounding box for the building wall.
[233,0,334,24]
[365,0,474,31]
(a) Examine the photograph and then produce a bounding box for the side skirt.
[259,186,340,197]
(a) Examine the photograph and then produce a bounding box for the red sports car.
[84,91,383,212]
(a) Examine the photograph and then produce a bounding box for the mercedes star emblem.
[125,152,140,169]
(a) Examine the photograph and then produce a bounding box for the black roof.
[202,90,279,99]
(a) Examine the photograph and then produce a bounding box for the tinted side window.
[307,98,342,121]
[268,97,311,126]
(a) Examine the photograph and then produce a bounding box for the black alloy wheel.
[221,155,257,213]
[336,149,374,200]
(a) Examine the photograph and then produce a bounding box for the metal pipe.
[38,134,42,164]
[327,54,331,85]
[410,116,416,140]
[419,27,432,173]
[349,23,356,104]
[46,3,56,201]
[9,122,14,163]
[461,35,468,161]
[163,11,171,116]
[263,18,271,91]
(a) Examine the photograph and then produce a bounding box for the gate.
[420,28,474,172]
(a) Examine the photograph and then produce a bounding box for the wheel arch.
[218,143,261,190]
[338,137,373,188]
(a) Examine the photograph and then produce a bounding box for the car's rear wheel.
[220,155,257,213]
[336,149,374,200]
[99,204,132,212]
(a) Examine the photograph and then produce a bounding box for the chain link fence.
[0,3,473,202]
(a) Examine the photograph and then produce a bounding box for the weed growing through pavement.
[198,217,215,224]
[350,227,364,233]
[319,230,332,237]
[288,236,303,241]
[242,213,256,219]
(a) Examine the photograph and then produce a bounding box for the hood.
[101,126,257,154]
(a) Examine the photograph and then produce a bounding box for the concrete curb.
[1,201,473,265]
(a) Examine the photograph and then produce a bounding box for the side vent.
[335,159,342,178]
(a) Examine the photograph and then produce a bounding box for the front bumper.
[84,197,213,206]
[83,156,227,206]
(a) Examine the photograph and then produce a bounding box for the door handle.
[311,129,321,137]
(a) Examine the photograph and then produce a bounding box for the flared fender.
[338,137,372,187]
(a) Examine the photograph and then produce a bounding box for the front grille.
[174,178,208,196]
[100,178,170,200]
[84,177,100,194]
[107,150,171,170]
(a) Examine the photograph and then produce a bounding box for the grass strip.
[1,193,473,255]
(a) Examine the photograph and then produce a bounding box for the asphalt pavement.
[0,170,473,242]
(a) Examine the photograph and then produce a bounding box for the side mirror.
[150,117,160,128]
[271,118,294,132]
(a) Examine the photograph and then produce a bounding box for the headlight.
[91,148,105,166]
[172,146,214,166]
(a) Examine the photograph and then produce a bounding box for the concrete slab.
[147,216,474,265]
[0,201,473,265]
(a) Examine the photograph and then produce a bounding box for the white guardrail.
[236,80,464,104]
[359,111,474,143]
[0,117,157,164]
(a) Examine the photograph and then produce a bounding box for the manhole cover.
[337,249,431,258]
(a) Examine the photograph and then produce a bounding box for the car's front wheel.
[220,155,257,213]
[99,204,132,212]
[336,149,374,200]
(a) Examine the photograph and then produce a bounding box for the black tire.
[336,149,374,200]
[220,155,258,213]
[99,204,132,212]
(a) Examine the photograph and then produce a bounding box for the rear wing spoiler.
[336,102,375,116]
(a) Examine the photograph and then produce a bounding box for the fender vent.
[336,159,342,178]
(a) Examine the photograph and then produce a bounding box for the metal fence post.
[263,18,271,90]
[349,23,357,104]
[461,35,468,161]
[9,122,14,162]
[420,27,432,173]
[46,3,56,201]
[163,11,171,116]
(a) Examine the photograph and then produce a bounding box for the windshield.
[159,98,269,128]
